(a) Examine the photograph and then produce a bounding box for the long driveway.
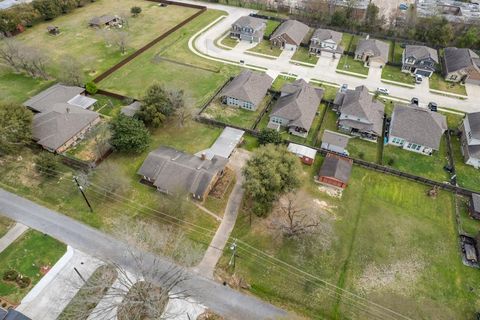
[184,0,480,113]
[0,188,289,320]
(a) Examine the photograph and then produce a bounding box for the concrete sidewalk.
[0,222,28,253]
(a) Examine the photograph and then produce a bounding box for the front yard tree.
[112,30,129,55]
[0,104,32,155]
[243,144,301,216]
[275,193,319,238]
[130,6,142,17]
[137,84,173,127]
[110,114,150,153]
[34,152,60,179]
[58,55,84,86]
[258,128,282,145]
[170,90,192,127]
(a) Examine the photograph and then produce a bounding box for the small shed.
[465,243,478,263]
[316,153,353,189]
[287,143,317,165]
[121,101,142,117]
[470,193,480,220]
[321,130,350,155]
[47,26,60,35]
[89,15,121,28]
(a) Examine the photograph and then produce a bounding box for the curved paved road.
[0,188,290,320]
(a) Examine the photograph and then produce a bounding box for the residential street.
[185,0,480,113]
[0,188,290,320]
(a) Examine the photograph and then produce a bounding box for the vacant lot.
[0,230,66,304]
[99,10,240,108]
[218,163,480,319]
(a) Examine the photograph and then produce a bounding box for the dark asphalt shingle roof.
[137,146,227,197]
[443,47,480,74]
[32,104,99,151]
[355,39,389,63]
[466,111,480,140]
[319,154,352,184]
[311,28,342,44]
[270,79,323,131]
[390,104,447,150]
[404,45,439,63]
[232,16,265,30]
[220,70,272,106]
[270,20,310,46]
[322,130,350,149]
[23,83,86,113]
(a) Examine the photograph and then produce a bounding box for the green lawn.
[291,47,318,65]
[381,65,415,86]
[457,195,480,236]
[336,55,369,76]
[0,230,66,303]
[218,164,480,319]
[220,36,239,49]
[91,94,125,117]
[246,40,282,57]
[311,82,339,101]
[320,109,379,162]
[451,135,480,193]
[264,20,280,37]
[99,10,240,108]
[383,138,450,182]
[340,33,354,52]
[429,73,467,96]
[0,216,13,239]
[0,65,54,104]
[202,95,272,129]
[271,75,296,91]
[389,41,404,64]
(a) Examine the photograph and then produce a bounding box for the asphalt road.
[0,188,289,320]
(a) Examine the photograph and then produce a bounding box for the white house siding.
[389,135,432,155]
[223,96,256,111]
[269,116,288,126]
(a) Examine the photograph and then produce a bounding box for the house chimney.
[66,106,70,113]
[200,153,206,161]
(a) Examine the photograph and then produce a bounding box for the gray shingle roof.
[137,146,227,198]
[23,83,86,113]
[32,103,99,151]
[466,111,480,140]
[390,104,447,150]
[220,70,273,106]
[443,47,480,74]
[232,16,265,30]
[270,79,323,131]
[322,130,350,149]
[121,101,142,117]
[355,39,389,63]
[472,193,480,212]
[196,127,244,160]
[336,85,385,135]
[404,45,439,63]
[311,28,342,44]
[270,20,310,46]
[90,15,118,26]
[319,154,352,184]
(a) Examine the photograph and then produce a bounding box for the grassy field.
[202,95,272,129]
[336,55,369,76]
[291,47,318,65]
[264,20,280,37]
[247,40,282,57]
[0,230,66,304]
[383,139,450,182]
[99,10,240,108]
[218,163,480,319]
[0,65,54,104]
[0,216,13,239]
[430,73,467,96]
[381,65,415,85]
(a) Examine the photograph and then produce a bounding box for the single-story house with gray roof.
[388,104,447,155]
[137,146,228,201]
[316,153,353,189]
[220,70,273,111]
[269,79,323,138]
[89,15,121,28]
[443,47,480,85]
[354,38,389,68]
[321,130,350,155]
[270,20,310,51]
[230,16,266,43]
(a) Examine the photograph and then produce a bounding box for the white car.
[376,87,390,95]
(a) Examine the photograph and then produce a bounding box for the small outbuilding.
[89,15,122,28]
[470,193,480,220]
[121,101,142,117]
[196,127,244,160]
[287,143,317,165]
[47,26,60,35]
[316,153,353,189]
[321,130,350,155]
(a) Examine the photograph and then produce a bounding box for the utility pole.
[228,239,238,269]
[74,176,93,213]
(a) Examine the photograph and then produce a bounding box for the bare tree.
[15,46,50,80]
[58,55,85,86]
[273,193,319,238]
[0,38,22,72]
[112,30,129,54]
[169,90,193,127]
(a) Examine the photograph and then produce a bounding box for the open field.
[0,230,66,304]
[337,55,369,76]
[291,47,318,65]
[430,73,467,96]
[218,162,480,319]
[99,10,240,108]
[381,65,415,85]
[246,40,282,57]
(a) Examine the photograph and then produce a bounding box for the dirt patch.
[209,167,234,199]
[317,185,343,198]
[356,258,425,295]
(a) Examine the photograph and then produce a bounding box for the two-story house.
[333,85,384,141]
[268,79,323,137]
[270,20,310,51]
[309,28,343,58]
[388,104,447,155]
[219,70,273,111]
[401,45,439,78]
[230,16,266,43]
[443,47,480,85]
[354,38,389,68]
[460,111,480,168]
